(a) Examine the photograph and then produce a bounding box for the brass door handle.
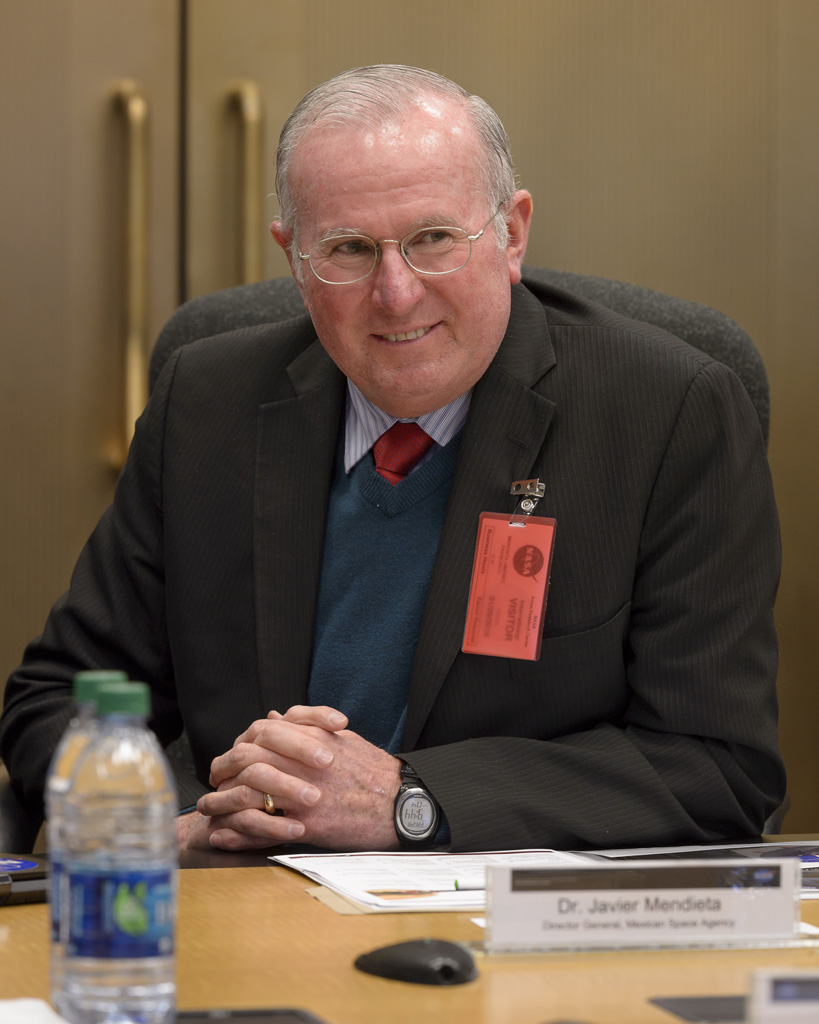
[110,80,149,471]
[228,80,264,284]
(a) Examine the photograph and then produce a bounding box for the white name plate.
[751,968,819,1023]
[486,859,801,952]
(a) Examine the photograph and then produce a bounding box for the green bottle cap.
[72,669,129,705]
[95,680,151,717]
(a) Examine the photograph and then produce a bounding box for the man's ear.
[504,190,533,285]
[270,220,308,306]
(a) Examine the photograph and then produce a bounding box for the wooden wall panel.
[187,1,774,350]
[0,1,179,694]
[186,0,304,291]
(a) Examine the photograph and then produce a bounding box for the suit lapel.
[403,284,557,749]
[254,337,346,713]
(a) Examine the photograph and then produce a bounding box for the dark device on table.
[0,854,48,906]
[177,1011,329,1023]
[648,995,746,1022]
[354,938,478,985]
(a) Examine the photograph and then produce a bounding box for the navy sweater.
[308,435,461,752]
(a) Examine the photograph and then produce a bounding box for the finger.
[175,810,214,851]
[210,721,337,789]
[200,767,321,815]
[198,783,258,818]
[281,705,348,731]
[208,813,307,851]
[231,717,276,747]
[231,711,284,751]
[238,761,323,808]
[209,739,282,787]
[247,719,336,769]
[209,724,333,788]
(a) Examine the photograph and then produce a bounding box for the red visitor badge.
[462,511,556,661]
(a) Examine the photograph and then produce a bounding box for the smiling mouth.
[380,326,432,342]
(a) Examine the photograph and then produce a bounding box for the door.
[0,0,180,689]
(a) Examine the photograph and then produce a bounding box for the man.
[1,66,785,852]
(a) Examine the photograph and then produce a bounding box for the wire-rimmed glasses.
[297,207,503,285]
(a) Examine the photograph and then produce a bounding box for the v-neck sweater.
[308,433,462,752]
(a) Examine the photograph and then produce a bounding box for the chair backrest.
[149,267,769,443]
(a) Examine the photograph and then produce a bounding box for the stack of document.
[271,840,819,912]
[586,840,819,899]
[270,849,589,912]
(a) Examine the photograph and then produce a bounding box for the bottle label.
[66,867,175,959]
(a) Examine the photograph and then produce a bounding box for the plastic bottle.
[55,680,178,1024]
[46,669,129,1001]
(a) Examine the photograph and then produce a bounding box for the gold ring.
[263,793,276,814]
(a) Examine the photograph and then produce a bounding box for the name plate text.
[486,860,800,952]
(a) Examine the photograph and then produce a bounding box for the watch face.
[399,791,435,836]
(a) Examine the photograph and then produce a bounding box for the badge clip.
[510,478,545,525]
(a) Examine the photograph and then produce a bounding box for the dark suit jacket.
[0,280,786,850]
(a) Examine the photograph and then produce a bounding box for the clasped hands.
[176,705,402,851]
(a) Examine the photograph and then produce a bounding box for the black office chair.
[150,266,770,442]
[0,266,778,852]
[145,265,782,836]
[0,763,41,853]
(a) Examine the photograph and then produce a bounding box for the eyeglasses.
[297,207,503,285]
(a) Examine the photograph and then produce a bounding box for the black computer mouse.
[354,938,478,985]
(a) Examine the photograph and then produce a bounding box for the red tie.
[373,422,435,485]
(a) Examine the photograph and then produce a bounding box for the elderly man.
[1,65,784,853]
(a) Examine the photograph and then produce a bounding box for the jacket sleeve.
[0,349,207,818]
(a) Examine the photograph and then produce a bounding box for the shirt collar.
[344,381,471,473]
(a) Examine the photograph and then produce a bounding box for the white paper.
[0,1000,69,1024]
[270,848,588,911]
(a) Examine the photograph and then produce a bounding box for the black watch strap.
[399,762,422,785]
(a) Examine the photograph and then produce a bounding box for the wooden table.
[2,853,819,1023]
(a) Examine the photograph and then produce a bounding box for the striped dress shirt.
[344,380,471,474]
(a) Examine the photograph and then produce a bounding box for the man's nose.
[370,242,425,312]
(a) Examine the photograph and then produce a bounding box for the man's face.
[272,97,532,418]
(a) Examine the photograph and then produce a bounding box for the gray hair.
[275,65,517,250]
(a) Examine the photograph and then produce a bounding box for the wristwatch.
[394,762,440,847]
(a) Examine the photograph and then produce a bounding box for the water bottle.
[56,680,178,1024]
[46,669,128,1000]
